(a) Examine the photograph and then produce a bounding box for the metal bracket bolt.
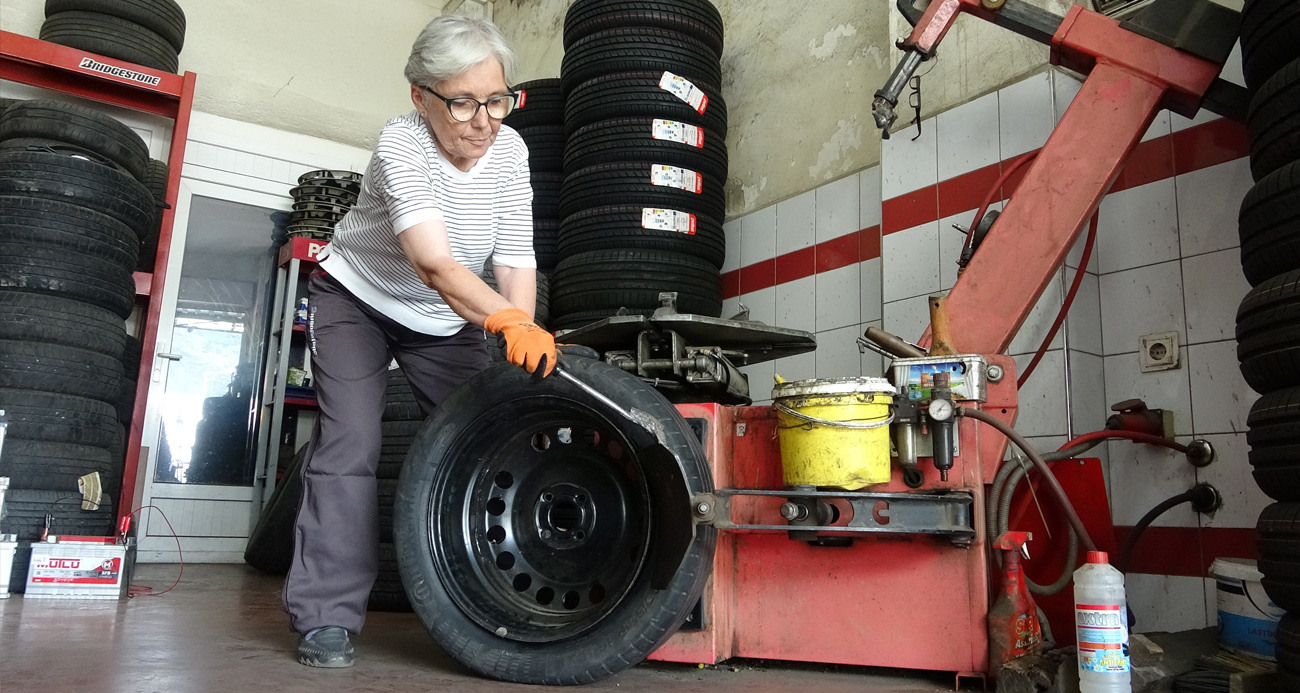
[986,364,1004,383]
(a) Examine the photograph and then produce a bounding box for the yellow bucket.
[772,377,896,490]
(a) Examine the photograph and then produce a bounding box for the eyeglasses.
[419,85,517,122]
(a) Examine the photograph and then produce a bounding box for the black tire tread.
[0,439,116,493]
[1241,0,1300,89]
[560,28,721,96]
[565,117,727,180]
[1238,269,1300,393]
[40,11,179,73]
[0,194,140,271]
[564,0,724,54]
[0,291,126,359]
[551,248,721,317]
[0,388,120,449]
[566,71,727,136]
[46,0,186,52]
[0,99,149,181]
[0,150,155,235]
[559,204,724,269]
[559,161,724,220]
[0,243,137,318]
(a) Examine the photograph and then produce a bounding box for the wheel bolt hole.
[583,430,600,446]
[536,587,554,605]
[557,427,572,444]
[574,531,585,541]
[542,492,554,502]
[487,525,506,544]
[512,573,532,592]
[486,497,506,516]
[576,494,586,503]
[548,500,582,532]
[589,584,605,604]
[496,551,515,570]
[531,433,551,451]
[607,440,624,460]
[562,590,580,610]
[494,471,513,489]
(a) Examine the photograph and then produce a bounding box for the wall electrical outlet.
[1138,332,1180,373]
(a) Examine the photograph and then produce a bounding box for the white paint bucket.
[1211,558,1284,660]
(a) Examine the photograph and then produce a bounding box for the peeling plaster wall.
[0,0,449,150]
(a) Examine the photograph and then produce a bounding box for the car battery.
[25,536,136,600]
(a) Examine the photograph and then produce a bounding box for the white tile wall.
[1051,68,1084,124]
[816,324,864,378]
[859,166,883,230]
[938,92,1000,181]
[999,72,1054,159]
[861,319,884,377]
[1008,268,1066,357]
[1195,433,1268,529]
[776,276,817,334]
[1188,341,1254,435]
[1142,111,1171,143]
[1175,158,1253,258]
[1107,435,1198,527]
[882,116,937,199]
[740,206,777,268]
[1068,351,1108,435]
[740,287,776,327]
[816,264,861,332]
[721,296,741,321]
[815,174,860,242]
[1011,350,1069,437]
[1096,179,1180,274]
[722,218,743,273]
[882,295,932,346]
[1183,250,1249,344]
[775,351,816,384]
[1126,574,1209,634]
[1065,272,1103,356]
[860,257,883,324]
[776,190,816,256]
[882,222,941,302]
[1098,261,1186,357]
[742,359,776,405]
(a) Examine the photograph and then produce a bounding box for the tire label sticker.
[658,71,709,114]
[77,57,162,87]
[650,164,703,194]
[642,208,697,235]
[1075,605,1130,674]
[652,119,704,147]
[517,89,527,108]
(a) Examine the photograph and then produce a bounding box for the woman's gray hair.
[404,15,517,87]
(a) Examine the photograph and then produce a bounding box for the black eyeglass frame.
[418,84,518,122]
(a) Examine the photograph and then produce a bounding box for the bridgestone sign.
[77,57,161,86]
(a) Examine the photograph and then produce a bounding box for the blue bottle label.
[1076,604,1130,674]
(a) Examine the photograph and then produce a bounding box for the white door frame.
[136,177,292,562]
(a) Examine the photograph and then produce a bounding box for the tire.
[0,195,141,272]
[0,243,137,318]
[244,445,307,575]
[370,543,412,612]
[561,28,721,96]
[378,478,397,543]
[0,150,155,236]
[384,370,424,422]
[559,204,725,269]
[535,218,559,272]
[46,0,186,52]
[0,488,115,541]
[40,11,179,73]
[1248,388,1300,501]
[502,79,564,130]
[516,124,565,173]
[566,71,727,136]
[564,0,724,55]
[550,248,722,318]
[1281,614,1300,678]
[0,388,120,449]
[393,359,715,684]
[0,99,149,181]
[0,439,115,493]
[1241,0,1300,90]
[1258,502,1300,611]
[531,170,563,219]
[550,309,633,332]
[0,292,126,360]
[1238,269,1300,393]
[0,98,20,115]
[0,340,123,403]
[1249,59,1300,183]
[7,541,32,594]
[560,161,724,221]
[566,117,727,181]
[1240,162,1300,285]
[139,158,167,272]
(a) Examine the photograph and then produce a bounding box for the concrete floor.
[0,563,956,693]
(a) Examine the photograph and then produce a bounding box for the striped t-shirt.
[318,111,534,335]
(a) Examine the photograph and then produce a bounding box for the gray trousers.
[282,271,488,634]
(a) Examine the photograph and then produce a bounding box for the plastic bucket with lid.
[772,377,895,490]
[1211,558,1284,660]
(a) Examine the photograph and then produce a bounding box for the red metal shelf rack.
[1,30,198,523]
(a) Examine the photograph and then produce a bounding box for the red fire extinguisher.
[989,531,1043,674]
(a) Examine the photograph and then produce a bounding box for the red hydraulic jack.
[651,0,1241,685]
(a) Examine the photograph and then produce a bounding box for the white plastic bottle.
[1074,551,1130,693]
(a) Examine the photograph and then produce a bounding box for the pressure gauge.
[927,398,954,422]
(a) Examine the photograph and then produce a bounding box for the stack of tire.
[504,78,564,280]
[1235,0,1300,680]
[550,0,727,331]
[288,170,362,243]
[244,368,420,612]
[0,99,161,591]
[40,0,187,74]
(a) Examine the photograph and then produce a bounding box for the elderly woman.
[283,15,555,668]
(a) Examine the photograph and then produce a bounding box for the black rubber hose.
[957,406,1097,553]
[1118,490,1197,573]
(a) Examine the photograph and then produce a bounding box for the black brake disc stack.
[287,169,362,242]
[550,0,728,331]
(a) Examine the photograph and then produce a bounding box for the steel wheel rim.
[429,396,652,642]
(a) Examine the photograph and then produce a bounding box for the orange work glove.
[485,307,557,377]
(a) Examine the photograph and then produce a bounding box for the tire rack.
[0,29,197,526]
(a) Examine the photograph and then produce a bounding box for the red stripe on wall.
[1114,526,1256,578]
[721,119,1248,301]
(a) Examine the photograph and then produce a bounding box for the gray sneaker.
[297,626,355,668]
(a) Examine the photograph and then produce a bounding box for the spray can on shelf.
[295,297,309,324]
[989,531,1042,675]
[1074,551,1130,693]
